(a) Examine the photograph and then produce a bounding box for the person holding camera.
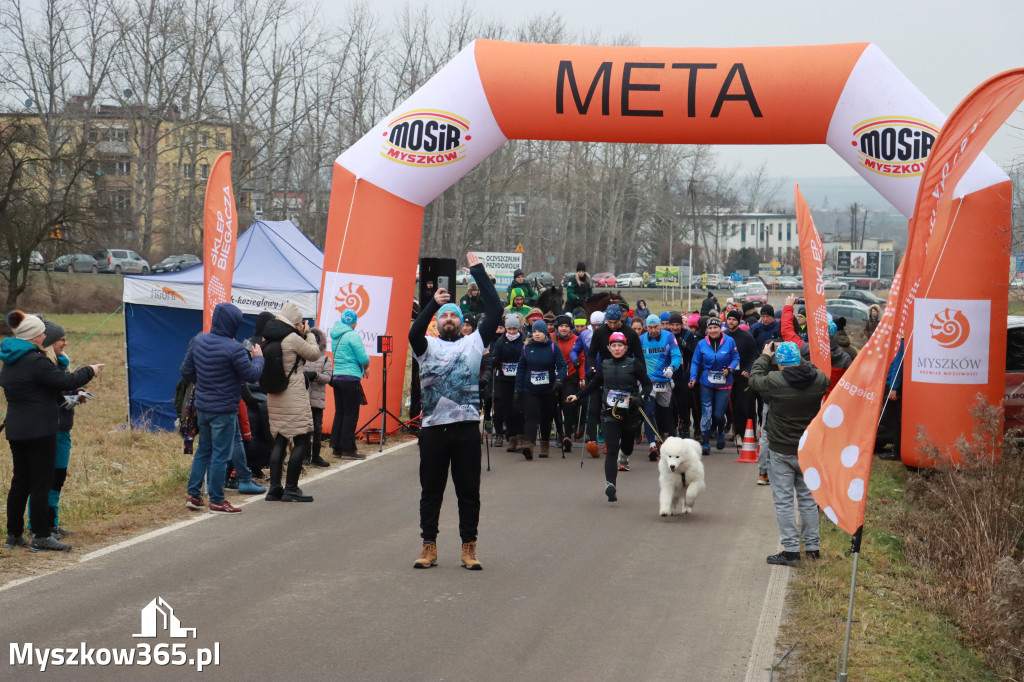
[304,327,332,468]
[568,332,652,503]
[262,301,322,502]
[408,252,502,570]
[2,311,102,551]
[181,302,264,515]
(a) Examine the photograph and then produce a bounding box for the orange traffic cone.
[734,419,759,463]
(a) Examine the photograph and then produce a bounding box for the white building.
[708,211,799,258]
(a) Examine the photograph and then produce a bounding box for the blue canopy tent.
[123,220,322,430]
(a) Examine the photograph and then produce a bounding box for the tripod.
[356,334,412,452]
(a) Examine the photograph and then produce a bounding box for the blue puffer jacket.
[690,333,740,389]
[181,303,265,413]
[515,338,567,394]
[330,320,369,378]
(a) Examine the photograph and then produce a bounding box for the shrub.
[904,396,1024,679]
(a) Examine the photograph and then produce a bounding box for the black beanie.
[742,301,756,313]
[836,316,847,331]
[464,315,477,331]
[576,262,586,272]
[760,304,775,318]
[726,309,742,321]
[668,312,684,325]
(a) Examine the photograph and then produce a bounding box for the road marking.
[744,563,790,681]
[0,439,417,593]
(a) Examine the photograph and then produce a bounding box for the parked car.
[52,253,99,273]
[775,276,801,290]
[93,248,151,275]
[825,298,871,322]
[593,272,617,288]
[616,272,643,288]
[837,289,887,308]
[851,277,891,290]
[733,283,768,305]
[152,254,201,273]
[455,268,471,286]
[0,252,45,271]
[525,271,555,289]
[701,273,729,289]
[1004,316,1024,430]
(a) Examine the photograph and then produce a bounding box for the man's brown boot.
[413,541,437,569]
[506,436,519,452]
[461,541,482,570]
[539,442,549,458]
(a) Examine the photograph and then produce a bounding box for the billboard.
[837,249,880,277]
[655,265,680,285]
[471,251,522,289]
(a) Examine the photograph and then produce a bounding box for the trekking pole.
[485,432,491,472]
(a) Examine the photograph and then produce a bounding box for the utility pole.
[849,203,859,247]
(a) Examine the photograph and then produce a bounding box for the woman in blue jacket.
[329,308,370,460]
[515,320,567,460]
[689,317,739,455]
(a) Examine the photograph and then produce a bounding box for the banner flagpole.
[837,527,863,682]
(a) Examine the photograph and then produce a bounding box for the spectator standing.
[409,252,502,570]
[180,303,263,515]
[263,302,322,502]
[866,305,881,337]
[329,309,370,460]
[304,327,332,468]
[2,313,100,551]
[700,292,719,316]
[459,282,486,318]
[749,341,829,566]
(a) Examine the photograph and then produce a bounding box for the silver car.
[93,248,151,275]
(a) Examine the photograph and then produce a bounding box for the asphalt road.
[0,438,783,681]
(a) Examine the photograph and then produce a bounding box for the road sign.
[514,243,524,253]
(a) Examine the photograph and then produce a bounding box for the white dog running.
[658,437,706,516]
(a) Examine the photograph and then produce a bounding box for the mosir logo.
[335,282,371,318]
[929,308,971,349]
[381,109,470,167]
[851,116,938,177]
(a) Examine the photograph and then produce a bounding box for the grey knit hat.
[42,319,66,348]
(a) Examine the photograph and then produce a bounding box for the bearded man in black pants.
[408,252,502,570]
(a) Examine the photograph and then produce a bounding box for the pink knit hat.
[687,313,700,327]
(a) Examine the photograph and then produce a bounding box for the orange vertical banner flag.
[794,184,830,377]
[202,151,235,333]
[799,68,1024,535]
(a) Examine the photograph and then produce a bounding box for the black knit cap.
[726,309,742,321]
[576,262,586,272]
[760,304,775,318]
[668,312,684,325]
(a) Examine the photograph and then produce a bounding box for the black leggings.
[600,418,636,486]
[492,381,522,438]
[521,391,556,445]
[330,380,362,452]
[7,435,57,539]
[418,422,481,543]
[269,433,311,490]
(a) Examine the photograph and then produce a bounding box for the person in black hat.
[461,314,478,337]
[565,262,592,311]
[724,309,757,446]
[506,269,536,306]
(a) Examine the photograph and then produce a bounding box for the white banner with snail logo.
[318,272,393,357]
[912,298,990,384]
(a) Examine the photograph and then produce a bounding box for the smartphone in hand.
[437,275,449,291]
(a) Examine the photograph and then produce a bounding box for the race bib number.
[502,362,518,377]
[652,382,670,395]
[530,371,550,386]
[707,370,726,385]
[606,389,631,408]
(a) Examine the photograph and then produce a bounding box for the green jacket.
[506,283,536,306]
[749,354,828,456]
[504,305,531,319]
[565,275,592,306]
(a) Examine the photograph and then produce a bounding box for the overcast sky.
[322,0,1024,182]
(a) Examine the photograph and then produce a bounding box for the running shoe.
[605,482,617,502]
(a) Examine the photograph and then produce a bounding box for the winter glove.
[303,370,317,382]
[663,367,673,379]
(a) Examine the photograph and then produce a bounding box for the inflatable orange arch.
[317,40,1011,463]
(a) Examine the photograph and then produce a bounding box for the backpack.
[259,332,301,394]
